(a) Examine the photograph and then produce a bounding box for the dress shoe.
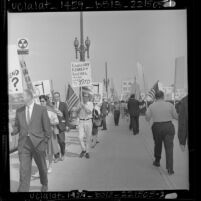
[167,169,174,175]
[41,185,48,192]
[48,166,52,173]
[153,161,160,167]
[79,151,86,158]
[54,158,60,163]
[85,153,90,159]
[32,171,40,178]
[60,155,65,161]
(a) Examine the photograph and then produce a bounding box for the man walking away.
[178,95,188,152]
[76,92,93,159]
[11,89,51,192]
[145,90,178,175]
[53,92,70,162]
[127,94,142,135]
[100,98,108,130]
[113,101,121,126]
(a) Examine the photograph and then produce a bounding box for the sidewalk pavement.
[10,114,188,192]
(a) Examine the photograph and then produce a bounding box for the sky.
[8,10,187,100]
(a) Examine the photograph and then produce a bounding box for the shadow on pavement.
[10,180,19,192]
[65,151,80,158]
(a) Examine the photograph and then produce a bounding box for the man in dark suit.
[53,92,70,162]
[178,95,188,152]
[127,94,142,135]
[100,98,108,130]
[11,89,51,192]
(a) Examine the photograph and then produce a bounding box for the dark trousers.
[114,110,120,125]
[55,132,65,157]
[130,115,139,134]
[152,122,175,171]
[102,115,107,129]
[18,137,48,192]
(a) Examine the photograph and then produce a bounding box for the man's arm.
[145,107,152,122]
[42,108,52,141]
[171,104,178,120]
[11,111,20,136]
[178,99,188,146]
[63,102,70,127]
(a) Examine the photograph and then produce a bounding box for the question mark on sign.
[12,77,19,91]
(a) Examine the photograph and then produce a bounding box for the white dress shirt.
[26,101,35,123]
[56,101,60,109]
[79,101,93,119]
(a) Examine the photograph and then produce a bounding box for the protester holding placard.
[76,92,93,159]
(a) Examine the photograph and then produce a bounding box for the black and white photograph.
[8,9,188,193]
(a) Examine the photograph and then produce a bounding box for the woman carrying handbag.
[91,103,101,148]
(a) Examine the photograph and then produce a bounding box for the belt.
[153,121,172,124]
[80,118,92,121]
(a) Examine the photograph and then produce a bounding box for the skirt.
[47,130,59,155]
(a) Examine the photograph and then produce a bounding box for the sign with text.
[8,45,23,94]
[71,62,92,87]
[91,82,103,104]
[33,80,52,97]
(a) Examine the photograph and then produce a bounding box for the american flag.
[66,84,79,112]
[147,80,159,100]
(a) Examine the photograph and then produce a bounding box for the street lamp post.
[74,12,90,62]
[73,12,90,101]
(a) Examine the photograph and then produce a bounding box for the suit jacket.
[178,96,188,146]
[127,98,141,117]
[57,101,70,128]
[101,102,108,116]
[12,103,51,153]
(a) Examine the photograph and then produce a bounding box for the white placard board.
[8,45,23,94]
[71,61,92,87]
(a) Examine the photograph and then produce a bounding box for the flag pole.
[173,63,176,107]
[142,70,148,109]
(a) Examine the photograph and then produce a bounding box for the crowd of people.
[10,88,188,192]
[110,91,188,176]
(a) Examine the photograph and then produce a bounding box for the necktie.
[27,106,31,125]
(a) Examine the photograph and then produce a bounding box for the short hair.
[39,95,48,102]
[24,89,34,99]
[54,92,60,97]
[130,94,135,99]
[155,90,164,100]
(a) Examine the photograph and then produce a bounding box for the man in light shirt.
[145,90,178,175]
[77,92,93,159]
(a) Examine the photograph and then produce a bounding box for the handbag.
[93,118,102,127]
[92,107,102,127]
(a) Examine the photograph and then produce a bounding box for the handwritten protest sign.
[8,45,23,94]
[91,82,103,104]
[71,62,92,87]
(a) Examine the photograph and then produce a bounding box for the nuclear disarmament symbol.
[18,39,28,49]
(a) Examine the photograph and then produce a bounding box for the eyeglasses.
[40,100,45,103]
